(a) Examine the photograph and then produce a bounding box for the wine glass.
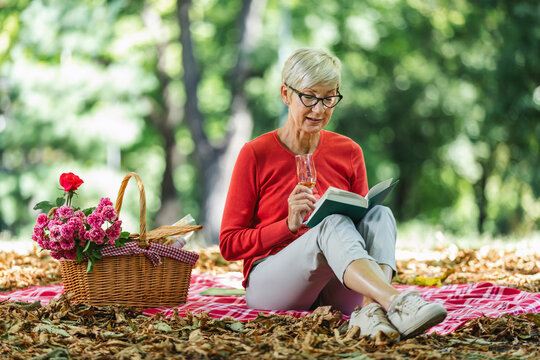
[295,154,316,189]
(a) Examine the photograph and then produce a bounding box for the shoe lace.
[364,304,385,326]
[391,291,424,315]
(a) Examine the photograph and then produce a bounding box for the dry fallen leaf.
[1,246,539,359]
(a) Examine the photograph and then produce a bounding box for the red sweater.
[219,130,369,287]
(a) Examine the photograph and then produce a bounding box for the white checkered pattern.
[100,242,199,266]
[2,275,540,335]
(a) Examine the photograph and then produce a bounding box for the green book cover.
[304,179,399,228]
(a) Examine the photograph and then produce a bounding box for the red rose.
[59,172,84,192]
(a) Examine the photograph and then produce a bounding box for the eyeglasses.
[286,84,343,108]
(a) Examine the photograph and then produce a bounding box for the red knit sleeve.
[350,144,369,197]
[219,143,293,261]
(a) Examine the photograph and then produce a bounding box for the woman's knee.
[364,206,396,226]
[357,205,397,248]
[321,214,355,227]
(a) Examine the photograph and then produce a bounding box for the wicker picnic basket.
[59,172,202,308]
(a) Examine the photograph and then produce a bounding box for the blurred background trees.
[0,0,539,244]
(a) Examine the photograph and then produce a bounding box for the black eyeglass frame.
[286,84,343,108]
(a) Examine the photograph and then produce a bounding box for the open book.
[304,178,399,228]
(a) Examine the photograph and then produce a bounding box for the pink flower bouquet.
[33,172,129,272]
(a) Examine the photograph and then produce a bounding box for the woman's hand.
[287,184,317,233]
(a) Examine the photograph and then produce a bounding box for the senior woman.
[219,48,446,341]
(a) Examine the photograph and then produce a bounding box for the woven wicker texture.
[60,172,201,308]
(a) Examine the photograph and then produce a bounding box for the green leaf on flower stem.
[33,201,55,213]
[83,240,91,252]
[87,260,94,273]
[56,197,65,207]
[82,207,95,216]
[120,231,130,238]
[115,236,130,247]
[76,247,83,263]
[86,252,97,273]
[94,252,102,260]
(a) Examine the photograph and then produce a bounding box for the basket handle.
[114,172,148,248]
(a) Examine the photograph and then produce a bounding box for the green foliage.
[0,0,539,239]
[115,232,131,247]
[81,207,96,216]
[32,197,65,215]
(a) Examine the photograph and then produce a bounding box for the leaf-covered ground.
[1,245,539,359]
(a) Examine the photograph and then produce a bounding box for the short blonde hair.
[281,48,341,90]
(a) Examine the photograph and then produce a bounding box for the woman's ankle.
[362,296,376,307]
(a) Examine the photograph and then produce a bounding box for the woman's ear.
[280,83,290,105]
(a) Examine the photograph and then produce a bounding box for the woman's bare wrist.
[287,219,298,233]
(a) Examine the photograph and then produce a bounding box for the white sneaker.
[349,303,400,341]
[387,290,447,339]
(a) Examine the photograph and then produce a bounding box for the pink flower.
[33,225,45,239]
[60,223,75,239]
[87,212,104,229]
[32,226,47,247]
[106,220,122,242]
[67,217,83,234]
[50,249,76,260]
[88,227,106,245]
[60,237,75,250]
[49,225,62,243]
[34,189,127,264]
[63,248,77,260]
[78,234,87,247]
[49,219,63,227]
[50,250,63,260]
[57,206,74,220]
[96,197,113,213]
[36,214,49,228]
[32,232,45,246]
[49,208,59,219]
[101,198,113,207]
[101,205,117,222]
[49,240,62,251]
[37,238,49,250]
[74,210,85,220]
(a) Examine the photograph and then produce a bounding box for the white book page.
[366,178,393,200]
[324,187,367,207]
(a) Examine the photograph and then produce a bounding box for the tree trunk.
[142,6,183,226]
[177,0,213,165]
[477,170,487,233]
[475,158,490,234]
[157,128,182,226]
[177,0,265,243]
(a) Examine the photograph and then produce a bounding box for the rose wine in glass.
[296,154,316,189]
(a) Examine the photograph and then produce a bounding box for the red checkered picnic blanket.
[1,273,539,335]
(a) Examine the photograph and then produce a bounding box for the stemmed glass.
[295,154,316,189]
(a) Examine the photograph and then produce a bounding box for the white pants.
[245,206,397,315]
